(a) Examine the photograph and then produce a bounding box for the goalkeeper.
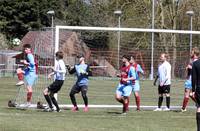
[67,54,92,112]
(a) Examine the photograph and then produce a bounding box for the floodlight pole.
[150,0,155,80]
[47,10,57,100]
[47,10,55,52]
[114,10,122,70]
[186,11,194,52]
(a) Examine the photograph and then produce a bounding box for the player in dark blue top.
[67,54,91,112]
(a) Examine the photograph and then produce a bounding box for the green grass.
[0,77,197,131]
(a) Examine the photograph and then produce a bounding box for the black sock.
[166,97,170,108]
[196,112,200,131]
[44,95,53,108]
[70,93,77,107]
[81,91,88,106]
[51,96,60,111]
[158,96,163,108]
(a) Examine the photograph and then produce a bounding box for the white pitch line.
[17,104,196,110]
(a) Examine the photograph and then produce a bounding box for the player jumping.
[22,44,37,107]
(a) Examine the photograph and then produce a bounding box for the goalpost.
[53,26,200,110]
[13,25,200,110]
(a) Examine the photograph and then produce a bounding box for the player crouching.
[115,55,136,114]
[67,54,91,112]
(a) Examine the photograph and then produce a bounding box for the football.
[12,38,21,46]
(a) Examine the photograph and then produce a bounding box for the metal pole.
[150,0,155,80]
[117,15,121,69]
[189,15,193,52]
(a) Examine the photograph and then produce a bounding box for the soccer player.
[191,47,200,131]
[129,56,144,111]
[43,51,66,112]
[115,55,136,114]
[22,44,37,107]
[67,54,91,112]
[181,47,199,112]
[153,53,171,111]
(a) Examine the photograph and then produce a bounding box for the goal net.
[7,25,200,110]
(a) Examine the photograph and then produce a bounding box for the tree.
[0,0,65,41]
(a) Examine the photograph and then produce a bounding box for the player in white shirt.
[154,53,171,111]
[43,51,66,112]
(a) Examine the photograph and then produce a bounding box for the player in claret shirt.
[181,47,199,112]
[115,55,136,114]
[129,56,144,111]
[22,44,37,107]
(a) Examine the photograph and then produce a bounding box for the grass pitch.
[0,77,197,131]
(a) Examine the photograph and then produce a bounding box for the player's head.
[23,44,31,54]
[122,55,131,63]
[130,56,135,64]
[191,47,199,59]
[160,53,168,62]
[77,54,85,63]
[55,51,64,60]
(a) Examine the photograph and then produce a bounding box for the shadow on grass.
[107,111,122,114]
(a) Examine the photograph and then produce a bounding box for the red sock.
[135,96,140,110]
[27,92,32,102]
[124,102,129,112]
[182,97,189,110]
[17,73,24,81]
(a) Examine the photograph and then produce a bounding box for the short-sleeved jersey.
[132,63,144,80]
[24,53,36,75]
[158,61,171,85]
[54,59,66,80]
[120,65,128,84]
[120,64,136,85]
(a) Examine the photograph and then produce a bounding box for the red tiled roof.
[13,31,73,59]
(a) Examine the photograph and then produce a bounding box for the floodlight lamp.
[47,10,55,15]
[186,11,194,16]
[114,10,122,16]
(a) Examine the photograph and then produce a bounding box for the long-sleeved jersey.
[192,59,200,92]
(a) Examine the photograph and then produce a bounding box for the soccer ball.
[12,38,21,46]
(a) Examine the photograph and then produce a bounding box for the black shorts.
[48,80,64,93]
[158,85,170,94]
[70,84,88,94]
